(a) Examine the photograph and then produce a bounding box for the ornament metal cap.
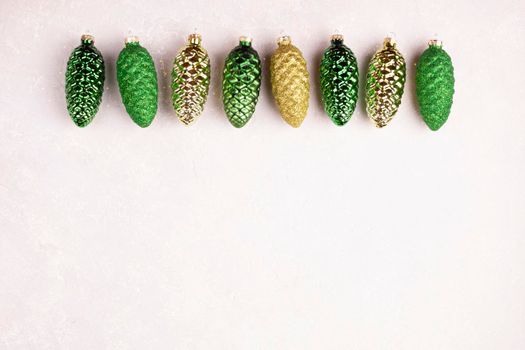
[125,36,140,44]
[239,36,252,45]
[188,33,202,45]
[330,34,344,42]
[278,36,291,45]
[81,34,95,43]
[428,39,443,47]
[383,37,396,47]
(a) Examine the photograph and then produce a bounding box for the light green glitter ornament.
[65,34,105,127]
[365,37,406,128]
[320,34,359,126]
[116,36,158,128]
[222,36,262,128]
[416,40,455,131]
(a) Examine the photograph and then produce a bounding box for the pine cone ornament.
[65,35,105,127]
[365,37,406,128]
[222,37,262,128]
[416,40,455,131]
[116,37,158,128]
[320,34,359,126]
[270,36,310,128]
[171,34,211,125]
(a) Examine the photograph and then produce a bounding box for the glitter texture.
[116,38,158,128]
[270,36,310,128]
[415,41,455,131]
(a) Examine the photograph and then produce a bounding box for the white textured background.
[1,0,524,349]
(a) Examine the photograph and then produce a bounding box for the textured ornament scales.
[171,34,211,125]
[270,36,310,128]
[320,34,359,126]
[116,37,158,128]
[222,37,262,128]
[65,35,105,127]
[415,40,455,131]
[365,37,406,128]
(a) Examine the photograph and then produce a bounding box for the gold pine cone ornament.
[365,37,406,128]
[171,33,211,125]
[270,36,310,128]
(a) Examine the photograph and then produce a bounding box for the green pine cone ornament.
[416,40,455,131]
[365,37,406,128]
[116,37,158,128]
[222,37,262,128]
[171,33,211,125]
[65,35,105,127]
[320,35,359,126]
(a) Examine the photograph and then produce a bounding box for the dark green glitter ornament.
[320,34,359,126]
[116,37,158,128]
[222,36,262,128]
[65,34,105,127]
[416,40,455,131]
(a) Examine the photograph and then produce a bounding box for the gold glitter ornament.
[171,34,211,125]
[365,37,406,128]
[270,36,310,128]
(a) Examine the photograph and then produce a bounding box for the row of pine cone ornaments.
[65,33,455,131]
